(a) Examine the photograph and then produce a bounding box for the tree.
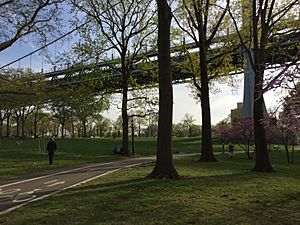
[0,109,7,139]
[229,0,300,171]
[174,0,234,161]
[213,118,230,154]
[50,97,72,138]
[14,105,35,138]
[128,88,159,137]
[71,0,156,156]
[265,83,300,163]
[0,0,64,52]
[94,116,112,137]
[0,68,48,138]
[31,105,46,138]
[148,0,179,179]
[69,87,109,137]
[182,113,196,137]
[229,118,255,159]
[173,114,200,137]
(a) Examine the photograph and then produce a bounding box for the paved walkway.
[0,152,243,215]
[0,157,154,215]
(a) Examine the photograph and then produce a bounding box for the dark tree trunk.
[61,123,65,139]
[199,48,217,162]
[16,116,20,138]
[148,0,179,179]
[71,121,75,138]
[83,120,87,137]
[121,57,129,156]
[282,136,290,164]
[251,0,273,172]
[77,127,81,138]
[34,113,38,138]
[0,119,3,139]
[253,98,273,171]
[138,122,141,137]
[21,119,25,138]
[253,72,273,171]
[0,110,4,139]
[6,110,10,138]
[131,120,135,155]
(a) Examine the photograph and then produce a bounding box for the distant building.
[231,102,243,125]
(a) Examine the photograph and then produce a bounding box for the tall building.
[231,102,243,125]
[241,53,267,118]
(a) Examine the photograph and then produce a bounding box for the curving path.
[0,157,154,215]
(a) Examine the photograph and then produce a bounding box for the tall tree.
[69,88,109,137]
[71,0,156,156]
[174,0,233,161]
[148,0,179,179]
[50,97,72,139]
[229,0,300,171]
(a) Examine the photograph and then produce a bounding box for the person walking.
[46,138,57,165]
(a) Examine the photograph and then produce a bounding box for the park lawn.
[0,137,204,180]
[0,138,124,180]
[0,152,299,225]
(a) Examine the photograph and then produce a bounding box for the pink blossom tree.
[213,119,231,154]
[264,82,300,164]
[229,118,255,159]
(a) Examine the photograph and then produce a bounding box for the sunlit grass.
[0,152,299,225]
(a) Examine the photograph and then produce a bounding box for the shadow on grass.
[1,154,300,225]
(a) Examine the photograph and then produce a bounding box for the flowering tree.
[213,119,231,154]
[229,0,300,172]
[229,118,255,159]
[264,82,300,163]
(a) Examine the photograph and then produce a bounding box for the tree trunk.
[138,122,141,137]
[283,136,290,164]
[148,0,179,179]
[253,86,273,171]
[16,116,20,138]
[121,57,129,156]
[71,121,75,138]
[0,119,3,139]
[21,117,25,139]
[199,48,217,162]
[251,0,273,172]
[83,121,87,137]
[6,110,10,138]
[34,113,38,138]
[76,127,79,138]
[61,123,64,139]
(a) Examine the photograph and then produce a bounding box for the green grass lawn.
[0,152,299,225]
[0,138,128,180]
[0,137,204,180]
[0,137,294,180]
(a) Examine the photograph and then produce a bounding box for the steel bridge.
[42,31,300,92]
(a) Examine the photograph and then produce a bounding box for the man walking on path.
[46,138,57,165]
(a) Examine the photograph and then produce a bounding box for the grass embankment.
[0,137,206,180]
[0,152,299,225]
